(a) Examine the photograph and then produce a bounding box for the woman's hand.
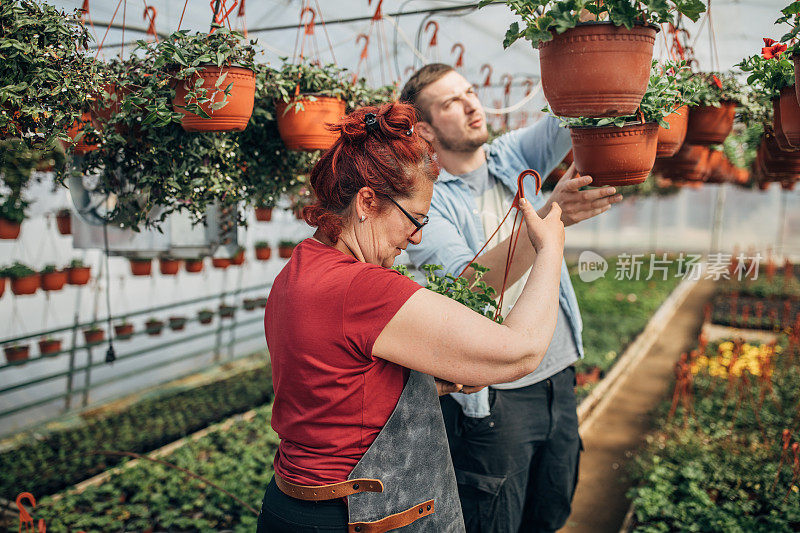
[519,196,564,253]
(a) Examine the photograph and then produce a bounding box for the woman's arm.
[373,199,564,386]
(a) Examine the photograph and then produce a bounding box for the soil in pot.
[570,122,658,186]
[5,345,30,364]
[11,274,40,296]
[255,207,273,222]
[55,209,72,235]
[185,259,204,273]
[66,266,91,285]
[172,66,255,132]
[41,270,68,291]
[255,246,272,261]
[114,323,134,340]
[129,259,152,276]
[38,338,62,357]
[159,258,181,276]
[538,22,658,117]
[778,86,800,148]
[656,105,689,158]
[684,102,736,145]
[276,96,346,151]
[0,217,21,239]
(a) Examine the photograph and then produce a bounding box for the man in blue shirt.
[400,64,623,532]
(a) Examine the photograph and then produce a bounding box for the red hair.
[304,102,439,242]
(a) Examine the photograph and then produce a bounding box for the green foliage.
[0,193,27,223]
[0,261,35,279]
[278,239,297,248]
[777,1,800,44]
[68,258,85,268]
[254,240,270,248]
[737,52,794,100]
[0,365,274,500]
[40,264,57,274]
[690,71,743,107]
[421,263,502,322]
[483,0,706,49]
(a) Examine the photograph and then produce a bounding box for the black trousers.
[257,476,349,532]
[440,366,582,533]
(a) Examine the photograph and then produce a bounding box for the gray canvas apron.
[346,370,466,532]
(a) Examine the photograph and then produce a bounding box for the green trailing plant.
[0,195,27,223]
[39,264,57,274]
[561,60,693,128]
[777,1,800,46]
[278,239,298,248]
[0,261,35,279]
[254,240,270,249]
[68,258,85,268]
[690,71,743,107]
[483,0,706,50]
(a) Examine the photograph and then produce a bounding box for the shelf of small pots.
[38,336,62,357]
[145,318,165,336]
[129,257,153,276]
[564,61,692,187]
[489,0,705,118]
[184,258,204,273]
[198,308,214,325]
[55,208,72,235]
[168,316,187,331]
[255,241,272,261]
[219,304,236,319]
[683,72,742,146]
[278,240,297,259]
[158,256,181,276]
[66,259,91,285]
[40,265,67,292]
[2,263,40,296]
[83,325,105,346]
[114,320,135,340]
[4,344,30,365]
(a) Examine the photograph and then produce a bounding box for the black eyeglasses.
[386,196,429,237]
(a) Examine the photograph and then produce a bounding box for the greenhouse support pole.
[82,345,95,407]
[776,190,788,258]
[63,287,84,412]
[710,184,727,254]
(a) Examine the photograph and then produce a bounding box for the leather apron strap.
[346,370,465,532]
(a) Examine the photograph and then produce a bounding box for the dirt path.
[561,280,715,533]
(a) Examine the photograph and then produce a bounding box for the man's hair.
[399,63,455,121]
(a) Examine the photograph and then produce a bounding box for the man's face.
[418,71,489,153]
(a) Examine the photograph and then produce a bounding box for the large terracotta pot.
[41,270,68,291]
[64,112,99,155]
[0,217,21,239]
[773,97,796,152]
[172,66,255,132]
[778,86,800,148]
[66,266,91,285]
[762,133,800,180]
[569,122,658,186]
[254,207,273,222]
[277,96,346,151]
[55,209,72,235]
[656,105,689,158]
[11,274,39,295]
[684,102,736,145]
[661,144,710,182]
[538,22,658,117]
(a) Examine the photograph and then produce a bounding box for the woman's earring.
[360,215,366,222]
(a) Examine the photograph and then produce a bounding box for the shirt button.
[489,421,495,428]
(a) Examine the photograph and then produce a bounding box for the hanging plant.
[114,320,134,340]
[168,316,187,331]
[254,206,272,221]
[145,318,165,336]
[83,325,105,346]
[231,246,246,266]
[684,72,743,145]
[197,308,214,324]
[278,240,298,259]
[486,0,706,117]
[38,336,62,357]
[129,257,153,276]
[2,262,39,295]
[254,241,272,261]
[184,258,204,273]
[159,257,181,276]
[219,304,236,319]
[40,264,67,292]
[55,208,72,235]
[243,297,258,311]
[0,197,24,239]
[657,65,703,157]
[4,344,29,364]
[66,258,91,285]
[561,61,693,186]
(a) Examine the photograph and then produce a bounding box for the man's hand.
[542,163,623,227]
[435,378,486,396]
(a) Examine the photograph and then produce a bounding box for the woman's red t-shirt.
[265,238,422,486]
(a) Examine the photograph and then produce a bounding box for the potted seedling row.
[66,259,91,285]
[2,263,39,295]
[255,241,272,261]
[40,265,67,292]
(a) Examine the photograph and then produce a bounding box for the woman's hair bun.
[331,102,416,142]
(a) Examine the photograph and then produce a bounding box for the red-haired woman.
[259,102,565,532]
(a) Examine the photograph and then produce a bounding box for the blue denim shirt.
[406,117,584,417]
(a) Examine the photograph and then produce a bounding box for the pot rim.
[569,121,659,131]
[569,20,661,33]
[277,94,345,105]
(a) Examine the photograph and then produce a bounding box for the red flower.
[762,37,787,59]
[712,75,723,89]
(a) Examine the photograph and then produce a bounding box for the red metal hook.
[209,0,238,29]
[451,43,464,68]
[513,169,542,207]
[79,0,90,22]
[17,492,45,533]
[480,64,492,87]
[301,6,316,35]
[143,6,157,38]
[369,0,384,21]
[357,33,369,61]
[500,73,513,96]
[238,0,246,17]
[425,20,439,47]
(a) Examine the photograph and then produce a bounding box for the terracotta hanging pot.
[661,144,710,182]
[277,96,346,151]
[66,266,91,285]
[38,338,62,357]
[0,277,5,299]
[4,345,30,364]
[169,316,187,331]
[773,97,796,152]
[762,132,800,180]
[219,304,236,319]
[212,257,232,269]
[231,249,245,266]
[684,102,736,145]
[538,22,658,117]
[569,122,658,186]
[198,310,214,324]
[129,258,152,276]
[0,217,21,239]
[159,258,181,276]
[11,274,39,295]
[243,298,259,311]
[255,246,272,261]
[705,150,727,184]
[64,112,100,155]
[55,209,72,235]
[145,319,165,336]
[83,328,105,345]
[41,270,68,291]
[185,259,204,273]
[254,207,273,222]
[172,66,255,132]
[114,323,134,340]
[278,244,295,259]
[778,86,800,148]
[90,83,126,128]
[794,54,800,106]
[656,105,689,158]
